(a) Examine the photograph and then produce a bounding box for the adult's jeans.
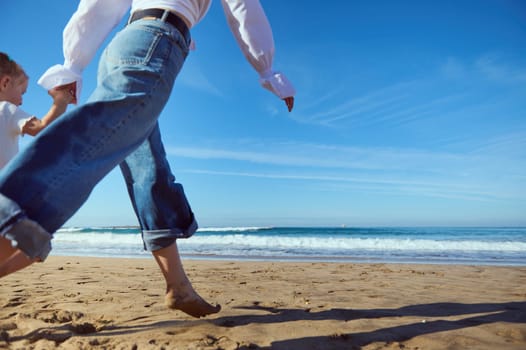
[0,18,196,260]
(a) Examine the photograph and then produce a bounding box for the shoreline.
[50,252,526,267]
[51,226,526,269]
[1,256,525,349]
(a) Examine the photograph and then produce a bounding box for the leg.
[119,124,197,248]
[0,247,36,278]
[152,241,221,318]
[0,236,17,261]
[120,125,218,316]
[0,214,51,267]
[0,237,37,278]
[0,20,189,260]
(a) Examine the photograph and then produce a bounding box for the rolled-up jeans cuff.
[0,194,52,261]
[3,220,52,261]
[142,218,198,252]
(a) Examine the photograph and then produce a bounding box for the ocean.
[50,226,526,266]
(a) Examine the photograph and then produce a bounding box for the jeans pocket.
[105,25,171,67]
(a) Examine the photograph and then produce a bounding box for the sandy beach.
[0,256,525,349]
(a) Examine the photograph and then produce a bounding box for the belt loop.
[161,9,169,22]
[127,9,190,44]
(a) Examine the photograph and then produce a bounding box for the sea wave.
[52,231,526,252]
[57,226,272,234]
[180,235,526,252]
[57,226,140,234]
[197,226,272,232]
[50,226,526,265]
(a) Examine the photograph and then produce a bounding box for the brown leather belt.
[129,9,190,42]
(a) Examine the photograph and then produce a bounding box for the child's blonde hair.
[0,52,28,80]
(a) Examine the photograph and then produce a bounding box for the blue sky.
[2,1,525,227]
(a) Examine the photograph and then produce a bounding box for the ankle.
[166,280,194,296]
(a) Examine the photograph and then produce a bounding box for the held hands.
[22,82,77,136]
[21,117,42,136]
[23,86,74,136]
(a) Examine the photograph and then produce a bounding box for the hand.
[52,82,77,105]
[48,88,73,106]
[283,96,294,112]
[21,117,43,136]
[49,83,75,105]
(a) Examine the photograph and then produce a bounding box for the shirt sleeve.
[220,0,295,99]
[38,0,132,100]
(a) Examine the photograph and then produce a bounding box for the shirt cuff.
[37,64,82,102]
[259,70,296,99]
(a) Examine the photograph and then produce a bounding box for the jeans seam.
[44,38,170,212]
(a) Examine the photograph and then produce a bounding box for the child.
[0,52,73,169]
[0,52,73,277]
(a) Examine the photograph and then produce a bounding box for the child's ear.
[0,75,11,91]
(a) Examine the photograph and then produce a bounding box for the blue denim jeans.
[0,18,196,260]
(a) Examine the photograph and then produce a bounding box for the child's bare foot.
[165,288,221,318]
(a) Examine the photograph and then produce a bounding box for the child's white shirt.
[0,101,33,169]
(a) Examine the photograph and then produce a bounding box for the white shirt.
[38,0,295,101]
[0,101,32,169]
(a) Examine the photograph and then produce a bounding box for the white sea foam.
[50,227,526,265]
[179,235,526,252]
[52,231,526,252]
[197,226,272,232]
[53,232,141,245]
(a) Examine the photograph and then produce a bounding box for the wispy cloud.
[293,53,526,129]
[166,143,466,172]
[440,54,526,84]
[475,54,526,83]
[166,136,525,177]
[470,131,526,157]
[166,136,526,202]
[294,81,419,127]
[179,168,518,202]
[178,63,224,97]
[358,93,467,128]
[291,79,475,129]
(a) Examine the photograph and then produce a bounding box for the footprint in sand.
[3,297,24,307]
[35,310,85,324]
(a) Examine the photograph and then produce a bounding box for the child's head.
[0,52,29,106]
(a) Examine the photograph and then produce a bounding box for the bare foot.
[165,288,221,318]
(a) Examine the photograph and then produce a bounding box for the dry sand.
[0,256,525,349]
